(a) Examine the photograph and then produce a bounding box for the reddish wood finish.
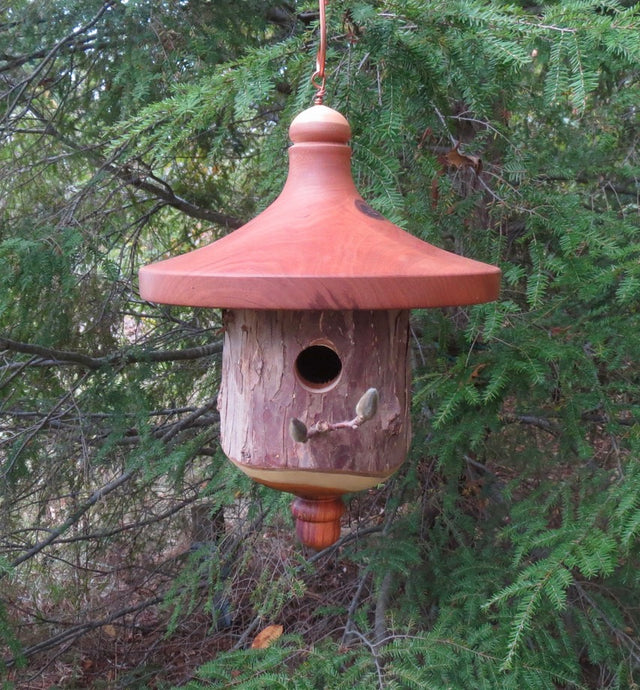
[291,497,345,551]
[139,105,501,310]
[138,104,502,549]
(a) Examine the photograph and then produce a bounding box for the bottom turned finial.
[291,496,345,550]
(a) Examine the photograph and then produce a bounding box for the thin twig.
[306,525,385,564]
[1,2,115,124]
[1,372,90,478]
[341,570,372,647]
[346,629,385,690]
[160,399,218,444]
[499,412,559,436]
[573,581,640,666]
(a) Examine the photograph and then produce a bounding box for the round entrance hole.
[295,344,342,390]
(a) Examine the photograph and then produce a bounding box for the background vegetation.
[1,0,639,687]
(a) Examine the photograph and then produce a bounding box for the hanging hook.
[311,0,327,105]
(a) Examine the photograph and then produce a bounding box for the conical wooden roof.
[139,105,500,310]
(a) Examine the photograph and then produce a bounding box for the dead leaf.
[103,624,117,638]
[251,624,284,649]
[439,144,482,173]
[470,363,488,380]
[418,126,433,149]
[431,176,440,208]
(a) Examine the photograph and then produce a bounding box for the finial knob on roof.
[289,105,351,144]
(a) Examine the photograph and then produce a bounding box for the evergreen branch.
[501,564,562,671]
[518,20,577,34]
[572,582,640,666]
[0,336,223,371]
[1,2,116,124]
[16,100,243,229]
[380,634,589,688]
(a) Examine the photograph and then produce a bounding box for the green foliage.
[1,0,640,686]
[161,1,639,687]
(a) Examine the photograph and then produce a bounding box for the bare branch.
[0,36,104,74]
[1,373,90,479]
[3,469,136,578]
[342,570,372,647]
[3,592,164,667]
[9,97,244,228]
[53,493,204,545]
[0,336,223,371]
[122,166,243,229]
[0,337,102,369]
[499,412,559,436]
[159,399,218,443]
[374,570,393,647]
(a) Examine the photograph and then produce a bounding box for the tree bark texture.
[218,309,411,496]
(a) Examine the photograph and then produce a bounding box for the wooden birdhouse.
[139,105,501,550]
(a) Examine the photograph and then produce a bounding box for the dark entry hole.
[295,345,342,389]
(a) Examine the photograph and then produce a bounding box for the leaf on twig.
[289,417,308,443]
[355,388,379,421]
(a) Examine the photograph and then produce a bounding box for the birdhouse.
[139,105,500,550]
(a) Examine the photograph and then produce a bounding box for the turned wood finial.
[291,496,345,551]
[289,105,351,144]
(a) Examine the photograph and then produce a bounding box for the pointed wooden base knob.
[291,496,345,551]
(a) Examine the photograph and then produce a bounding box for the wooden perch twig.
[289,388,379,444]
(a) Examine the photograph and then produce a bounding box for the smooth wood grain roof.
[139,105,501,310]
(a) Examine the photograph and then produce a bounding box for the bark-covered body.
[218,309,411,497]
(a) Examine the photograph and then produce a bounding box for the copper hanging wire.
[311,0,327,104]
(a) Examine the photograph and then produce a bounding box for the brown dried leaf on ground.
[251,624,284,649]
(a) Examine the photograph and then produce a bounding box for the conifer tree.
[1,1,639,686]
